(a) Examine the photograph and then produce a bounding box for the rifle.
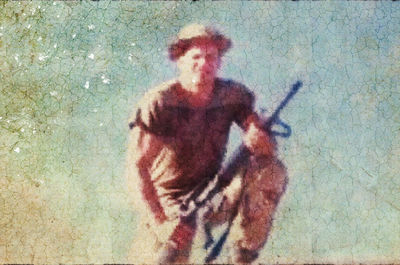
[179,80,303,262]
[181,80,302,212]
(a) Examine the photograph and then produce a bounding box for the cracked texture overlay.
[1,1,399,264]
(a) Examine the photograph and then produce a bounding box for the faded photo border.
[1,1,400,264]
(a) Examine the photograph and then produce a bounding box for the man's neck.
[178,76,215,107]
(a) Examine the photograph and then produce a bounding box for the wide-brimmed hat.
[168,23,232,61]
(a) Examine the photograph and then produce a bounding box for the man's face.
[177,42,221,85]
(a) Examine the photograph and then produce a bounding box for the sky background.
[1,1,399,263]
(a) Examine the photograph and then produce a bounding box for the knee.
[248,156,288,198]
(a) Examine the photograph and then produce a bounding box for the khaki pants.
[127,156,287,264]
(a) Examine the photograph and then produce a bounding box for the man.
[126,24,287,263]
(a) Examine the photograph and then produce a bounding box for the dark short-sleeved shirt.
[130,78,254,205]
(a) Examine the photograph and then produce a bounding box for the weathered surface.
[1,1,399,263]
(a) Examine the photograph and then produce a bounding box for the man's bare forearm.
[137,159,168,223]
